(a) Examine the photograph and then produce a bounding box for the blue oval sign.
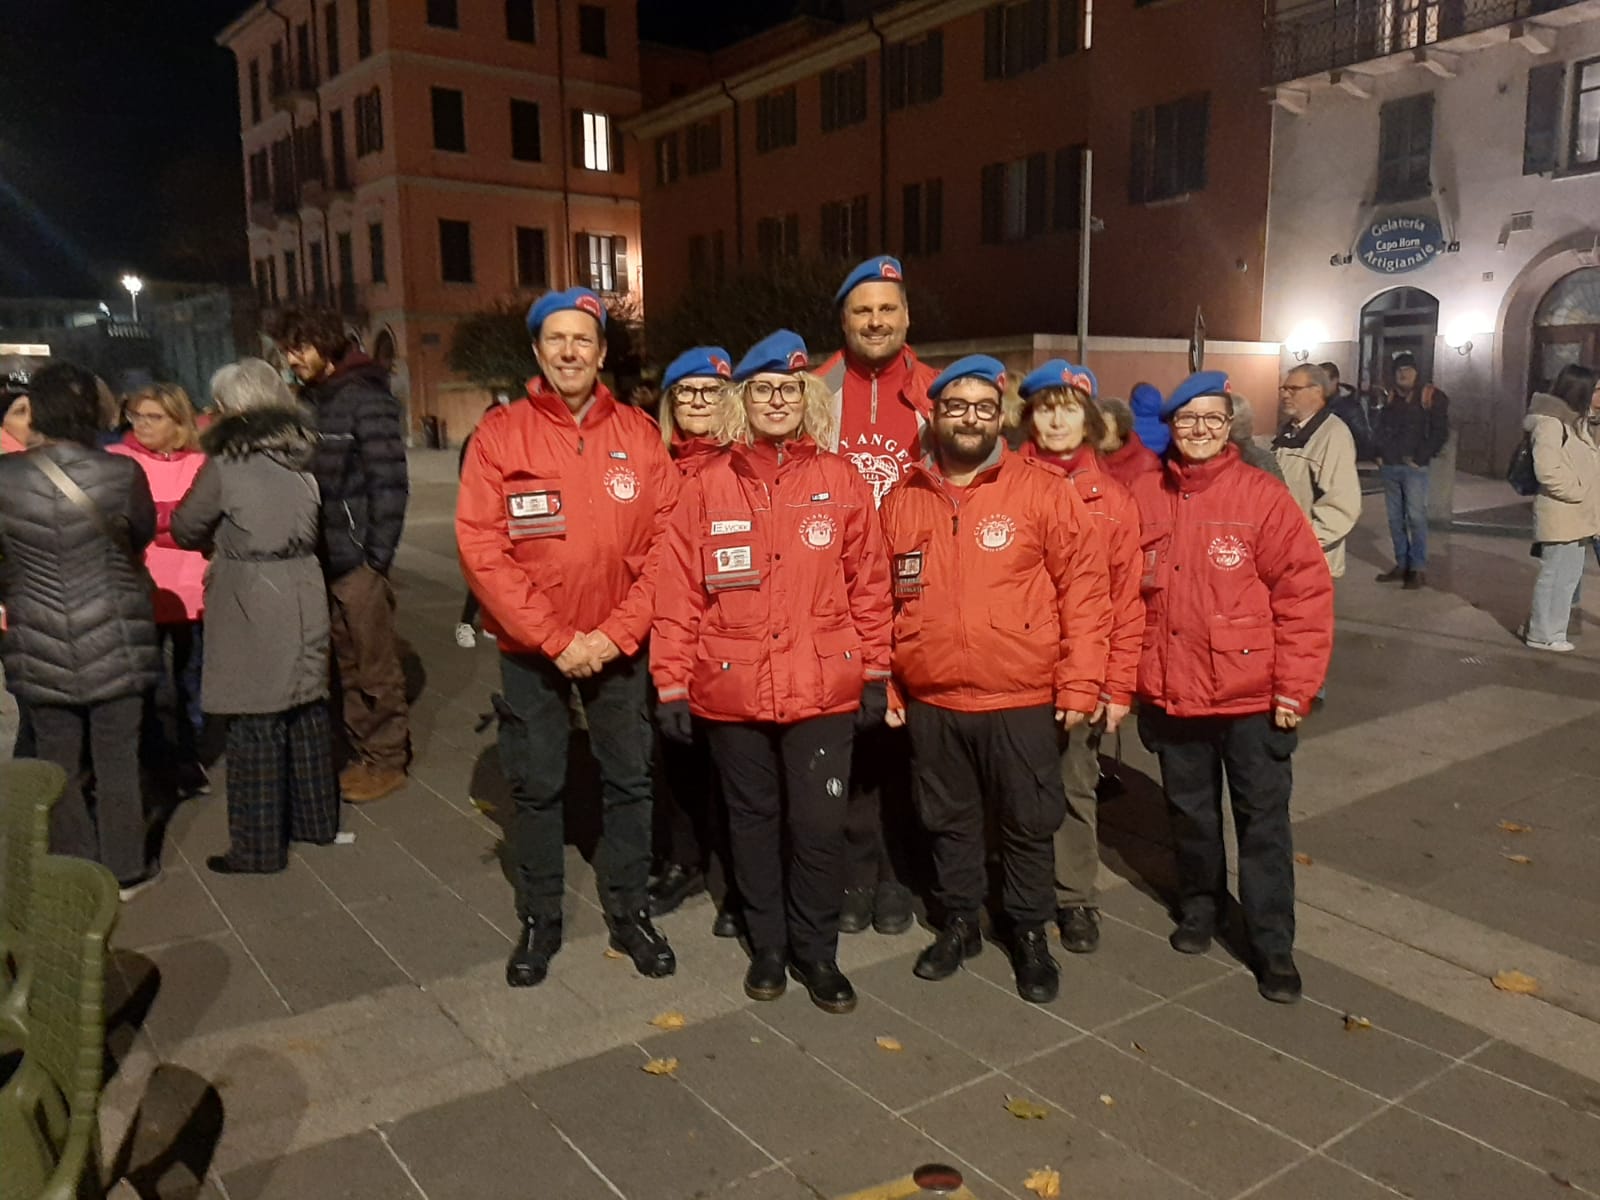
[1357,215,1444,275]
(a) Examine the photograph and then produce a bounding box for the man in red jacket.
[1131,371,1333,1004]
[815,255,939,938]
[881,356,1111,1004]
[457,288,681,989]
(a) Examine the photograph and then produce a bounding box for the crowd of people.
[1,251,1589,1016]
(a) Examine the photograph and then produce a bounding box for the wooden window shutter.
[1523,63,1562,175]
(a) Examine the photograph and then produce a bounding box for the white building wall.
[1264,16,1600,473]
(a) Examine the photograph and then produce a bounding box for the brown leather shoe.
[338,762,368,793]
[344,765,406,804]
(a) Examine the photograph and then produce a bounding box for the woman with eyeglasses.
[646,347,744,937]
[108,382,211,796]
[651,330,891,1014]
[1128,371,1333,1006]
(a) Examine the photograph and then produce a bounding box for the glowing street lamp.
[120,274,144,323]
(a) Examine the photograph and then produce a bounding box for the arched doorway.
[1358,287,1439,398]
[1531,268,1600,395]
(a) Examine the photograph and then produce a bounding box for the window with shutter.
[925,179,943,253]
[506,0,536,43]
[612,236,629,293]
[1523,63,1563,175]
[980,162,1005,244]
[1376,93,1433,202]
[573,110,616,171]
[1054,144,1084,231]
[325,4,341,76]
[368,221,386,283]
[432,87,466,153]
[427,0,457,30]
[1058,0,1077,55]
[986,0,1049,80]
[1025,153,1047,237]
[656,133,679,185]
[579,5,607,56]
[1573,58,1600,169]
[511,99,542,162]
[903,183,923,256]
[439,219,473,283]
[1128,93,1207,203]
[356,0,371,57]
[516,227,548,288]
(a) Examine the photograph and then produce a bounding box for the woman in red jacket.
[1096,395,1163,490]
[652,330,892,1014]
[1015,362,1143,956]
[1129,371,1333,1005]
[647,346,743,936]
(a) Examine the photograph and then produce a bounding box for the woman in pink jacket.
[110,382,210,795]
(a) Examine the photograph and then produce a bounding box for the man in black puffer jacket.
[0,362,163,895]
[274,307,411,803]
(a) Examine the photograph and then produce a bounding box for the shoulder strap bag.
[28,452,135,559]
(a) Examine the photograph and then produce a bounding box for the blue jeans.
[1380,464,1430,571]
[1528,540,1587,646]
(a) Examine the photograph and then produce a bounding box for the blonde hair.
[658,378,728,446]
[127,382,200,450]
[713,374,836,447]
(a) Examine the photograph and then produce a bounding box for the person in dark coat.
[174,359,340,873]
[0,362,163,898]
[1372,352,1450,589]
[1317,362,1374,460]
[273,307,411,803]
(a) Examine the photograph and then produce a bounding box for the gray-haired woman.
[173,358,339,873]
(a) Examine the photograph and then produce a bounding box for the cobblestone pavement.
[13,452,1600,1199]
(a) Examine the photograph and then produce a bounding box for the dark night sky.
[0,1,826,301]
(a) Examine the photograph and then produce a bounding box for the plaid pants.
[224,702,340,872]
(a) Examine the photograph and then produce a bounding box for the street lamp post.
[120,274,144,324]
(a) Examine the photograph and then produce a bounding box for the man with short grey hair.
[1273,364,1362,579]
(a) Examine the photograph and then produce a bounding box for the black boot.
[872,881,915,935]
[506,914,563,988]
[744,948,787,1001]
[790,958,857,1014]
[1256,953,1303,1004]
[913,916,982,981]
[607,909,677,978]
[711,904,745,939]
[1168,911,1215,955]
[838,887,874,934]
[1009,926,1060,1004]
[1375,565,1407,583]
[1056,905,1101,954]
[647,863,705,917]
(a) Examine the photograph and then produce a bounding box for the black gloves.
[856,681,888,731]
[657,700,693,745]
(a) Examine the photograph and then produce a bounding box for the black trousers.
[498,650,654,921]
[655,722,736,893]
[704,714,854,963]
[844,722,920,890]
[1137,706,1297,959]
[908,701,1065,930]
[223,702,340,872]
[33,696,146,885]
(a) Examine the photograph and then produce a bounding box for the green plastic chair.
[0,853,119,1200]
[1,760,68,1053]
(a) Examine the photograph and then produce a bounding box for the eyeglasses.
[1278,383,1320,395]
[1171,412,1229,431]
[672,385,721,407]
[128,411,172,425]
[747,380,805,404]
[937,399,1002,420]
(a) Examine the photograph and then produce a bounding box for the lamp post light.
[120,274,144,324]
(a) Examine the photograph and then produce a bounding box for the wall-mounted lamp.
[1285,320,1329,364]
[1443,312,1489,357]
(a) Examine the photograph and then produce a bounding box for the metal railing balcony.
[1270,0,1586,84]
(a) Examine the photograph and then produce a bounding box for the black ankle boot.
[838,887,874,934]
[1056,905,1101,954]
[1256,953,1302,1004]
[1169,912,1215,955]
[711,904,745,939]
[607,908,677,978]
[647,863,705,917]
[506,914,563,988]
[913,916,982,981]
[790,958,856,1014]
[1009,926,1060,1004]
[872,881,915,935]
[744,948,787,1001]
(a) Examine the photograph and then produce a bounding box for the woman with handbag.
[0,363,163,899]
[1521,365,1600,652]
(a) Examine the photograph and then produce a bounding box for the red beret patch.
[575,293,603,320]
[712,356,731,378]
[1070,373,1093,393]
[880,260,901,281]
[787,350,809,370]
[1060,367,1073,383]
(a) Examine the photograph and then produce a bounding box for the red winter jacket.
[457,378,680,659]
[1129,445,1333,718]
[880,446,1112,715]
[669,429,724,478]
[815,346,938,506]
[1102,430,1163,492]
[651,437,892,725]
[1018,444,1144,707]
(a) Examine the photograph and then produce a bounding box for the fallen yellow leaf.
[469,797,494,814]
[649,1011,687,1031]
[1098,1092,1116,1107]
[641,1056,679,1076]
[1293,852,1314,866]
[1503,854,1532,865]
[1343,1014,1373,1032]
[1131,1041,1148,1054]
[1004,1095,1050,1120]
[603,947,627,960]
[1492,970,1540,995]
[1023,1167,1061,1199]
[875,1035,904,1052]
[1498,820,1532,834]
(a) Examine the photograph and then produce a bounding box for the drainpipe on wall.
[868,15,888,251]
[1077,147,1092,364]
[720,80,744,266]
[555,0,574,288]
[266,1,307,303]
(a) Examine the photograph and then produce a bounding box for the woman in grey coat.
[173,358,339,873]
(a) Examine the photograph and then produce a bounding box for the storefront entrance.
[1358,286,1439,398]
[1531,268,1600,395]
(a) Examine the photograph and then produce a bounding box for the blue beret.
[929,355,1007,399]
[662,346,733,392]
[525,287,607,336]
[1160,371,1231,422]
[732,330,809,382]
[833,255,905,306]
[1019,359,1098,401]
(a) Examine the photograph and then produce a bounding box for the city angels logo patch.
[974,514,1016,552]
[1208,534,1248,571]
[603,464,640,503]
[798,513,837,550]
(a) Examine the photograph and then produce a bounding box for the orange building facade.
[631,0,1273,347]
[218,0,643,440]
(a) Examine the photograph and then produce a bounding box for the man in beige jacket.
[1273,364,1362,579]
